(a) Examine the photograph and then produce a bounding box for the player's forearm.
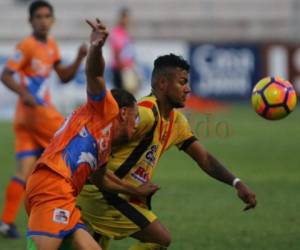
[56,57,83,83]
[101,171,140,196]
[1,69,26,96]
[185,141,236,186]
[85,44,106,94]
[86,44,104,78]
[200,153,236,186]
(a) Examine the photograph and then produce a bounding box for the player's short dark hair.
[111,89,136,108]
[151,54,190,87]
[29,0,54,18]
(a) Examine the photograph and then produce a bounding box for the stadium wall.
[1,41,300,120]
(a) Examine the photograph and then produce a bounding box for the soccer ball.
[251,76,297,120]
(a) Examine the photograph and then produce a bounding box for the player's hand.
[20,90,37,107]
[235,182,257,211]
[77,43,88,59]
[86,18,108,47]
[135,182,160,198]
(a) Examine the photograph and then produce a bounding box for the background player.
[77,54,257,250]
[25,18,159,250]
[0,0,87,238]
[109,7,140,94]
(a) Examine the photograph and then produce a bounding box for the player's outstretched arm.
[85,18,109,96]
[91,168,159,198]
[54,43,87,83]
[184,140,257,211]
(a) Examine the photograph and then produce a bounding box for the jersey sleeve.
[6,40,31,72]
[173,112,197,150]
[87,90,119,122]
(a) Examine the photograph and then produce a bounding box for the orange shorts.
[25,166,86,238]
[14,102,64,159]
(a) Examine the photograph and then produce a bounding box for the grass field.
[0,104,299,250]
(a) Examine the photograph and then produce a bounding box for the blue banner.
[189,44,262,100]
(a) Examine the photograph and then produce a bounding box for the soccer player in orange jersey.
[0,0,87,238]
[25,18,159,250]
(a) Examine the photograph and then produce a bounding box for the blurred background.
[1,0,300,116]
[0,0,299,249]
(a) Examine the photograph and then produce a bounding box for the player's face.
[30,7,54,37]
[166,68,190,108]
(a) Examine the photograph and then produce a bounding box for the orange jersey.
[36,90,119,195]
[6,35,61,105]
[6,35,64,158]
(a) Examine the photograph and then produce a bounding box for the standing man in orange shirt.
[0,0,87,238]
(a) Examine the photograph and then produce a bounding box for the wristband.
[232,178,241,187]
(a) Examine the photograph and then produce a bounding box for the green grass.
[1,104,300,249]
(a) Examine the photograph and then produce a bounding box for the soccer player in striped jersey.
[77,54,257,250]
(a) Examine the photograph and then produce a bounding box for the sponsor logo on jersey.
[53,208,70,225]
[131,166,149,183]
[144,145,158,166]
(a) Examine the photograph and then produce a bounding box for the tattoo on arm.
[202,153,235,186]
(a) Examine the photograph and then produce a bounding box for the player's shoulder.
[173,109,190,125]
[138,95,157,108]
[138,105,155,124]
[134,96,157,132]
[16,35,35,49]
[138,95,159,120]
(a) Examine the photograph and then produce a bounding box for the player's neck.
[157,99,173,119]
[32,32,48,43]
[152,92,173,119]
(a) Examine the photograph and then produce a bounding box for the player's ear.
[119,107,128,122]
[157,75,167,91]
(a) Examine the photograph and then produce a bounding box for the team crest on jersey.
[32,58,51,76]
[53,208,70,225]
[144,145,158,166]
